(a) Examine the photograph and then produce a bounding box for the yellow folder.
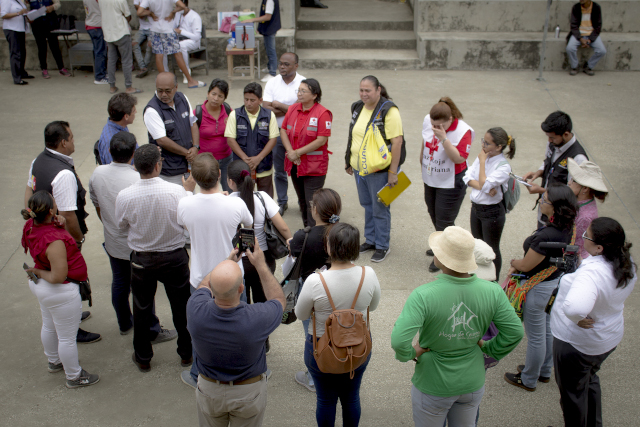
[376,171,411,207]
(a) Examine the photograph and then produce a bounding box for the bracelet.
[77,236,85,244]
[388,169,397,175]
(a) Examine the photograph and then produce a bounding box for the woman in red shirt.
[196,79,232,192]
[280,78,333,227]
[421,97,475,272]
[21,191,99,389]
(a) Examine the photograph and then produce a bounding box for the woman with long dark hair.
[422,97,475,272]
[280,78,333,227]
[345,75,406,263]
[295,223,381,427]
[21,191,99,388]
[289,188,341,392]
[551,217,636,426]
[463,127,516,279]
[504,183,578,392]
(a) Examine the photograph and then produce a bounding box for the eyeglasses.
[541,197,552,206]
[481,138,492,147]
[295,89,309,95]
[582,229,596,243]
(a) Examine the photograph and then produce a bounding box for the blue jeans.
[132,29,153,70]
[304,334,371,427]
[412,385,484,427]
[262,34,277,76]
[108,252,160,335]
[87,28,107,80]
[521,277,560,388]
[566,35,607,70]
[273,136,288,205]
[355,171,391,250]
[218,154,232,193]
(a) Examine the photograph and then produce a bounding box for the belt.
[471,202,503,211]
[200,374,263,386]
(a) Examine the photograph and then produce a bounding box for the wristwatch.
[77,236,85,245]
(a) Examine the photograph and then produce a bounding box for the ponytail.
[430,96,463,121]
[21,191,54,223]
[590,217,637,289]
[227,160,255,219]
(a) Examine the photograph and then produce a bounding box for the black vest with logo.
[345,97,406,172]
[32,149,88,234]
[145,92,193,176]
[541,140,588,188]
[257,0,281,36]
[234,106,273,173]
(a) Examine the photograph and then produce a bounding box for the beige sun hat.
[470,239,496,281]
[567,158,608,193]
[428,226,477,273]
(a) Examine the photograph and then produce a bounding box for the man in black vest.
[243,0,282,82]
[24,121,101,344]
[522,111,588,226]
[143,72,199,186]
[225,82,279,197]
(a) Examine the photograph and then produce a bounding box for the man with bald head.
[143,72,200,186]
[187,242,285,426]
[263,52,306,215]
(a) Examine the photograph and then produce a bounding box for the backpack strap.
[195,104,203,128]
[254,191,268,223]
[223,102,231,115]
[318,272,337,311]
[288,226,311,281]
[350,266,366,309]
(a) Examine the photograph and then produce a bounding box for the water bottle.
[227,38,235,49]
[555,26,560,38]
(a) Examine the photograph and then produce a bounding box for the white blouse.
[550,255,636,355]
[463,153,511,205]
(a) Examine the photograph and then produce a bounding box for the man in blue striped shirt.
[98,93,139,164]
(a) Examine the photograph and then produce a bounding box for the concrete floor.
[0,67,639,426]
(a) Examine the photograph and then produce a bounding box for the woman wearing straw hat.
[391,226,523,426]
[567,158,608,259]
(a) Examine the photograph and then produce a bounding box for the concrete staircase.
[296,0,421,69]
[412,0,640,71]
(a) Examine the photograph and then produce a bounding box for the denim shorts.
[151,32,179,55]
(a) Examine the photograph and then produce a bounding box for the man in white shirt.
[25,121,100,344]
[99,0,142,94]
[138,0,204,88]
[162,0,201,84]
[89,132,176,343]
[132,0,153,78]
[177,152,253,389]
[262,52,305,214]
[115,144,196,372]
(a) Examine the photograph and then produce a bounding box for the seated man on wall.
[566,0,606,76]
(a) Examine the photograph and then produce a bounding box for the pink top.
[197,100,231,160]
[574,198,599,259]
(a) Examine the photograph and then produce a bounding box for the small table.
[51,29,79,48]
[225,40,261,81]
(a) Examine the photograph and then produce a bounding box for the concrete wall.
[413,0,640,33]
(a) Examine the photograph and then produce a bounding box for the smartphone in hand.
[23,263,38,283]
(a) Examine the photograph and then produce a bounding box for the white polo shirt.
[263,72,306,128]
[1,0,30,32]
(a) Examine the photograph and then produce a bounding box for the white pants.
[162,39,200,71]
[29,279,82,380]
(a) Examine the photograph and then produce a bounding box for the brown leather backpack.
[312,266,372,379]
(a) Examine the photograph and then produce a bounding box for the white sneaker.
[94,78,109,85]
[261,74,275,83]
[295,371,316,392]
[183,69,189,84]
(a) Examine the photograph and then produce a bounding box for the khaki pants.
[196,375,268,427]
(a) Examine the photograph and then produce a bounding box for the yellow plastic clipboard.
[376,171,411,207]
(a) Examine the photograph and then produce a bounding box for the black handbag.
[66,277,93,307]
[280,227,310,324]
[255,192,289,260]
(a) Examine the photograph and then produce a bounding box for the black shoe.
[181,356,193,367]
[279,203,288,216]
[426,249,434,257]
[359,242,376,253]
[583,67,595,76]
[517,364,551,383]
[569,68,578,76]
[14,80,28,85]
[77,328,101,344]
[132,352,151,373]
[80,311,91,322]
[21,74,35,79]
[371,248,390,263]
[504,372,536,391]
[428,260,440,272]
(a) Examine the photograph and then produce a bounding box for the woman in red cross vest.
[280,78,333,227]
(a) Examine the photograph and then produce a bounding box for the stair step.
[296,30,416,50]
[298,0,413,31]
[297,49,421,70]
[297,20,414,32]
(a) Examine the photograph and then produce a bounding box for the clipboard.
[376,171,411,207]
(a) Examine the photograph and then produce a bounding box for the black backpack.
[195,102,231,128]
[93,140,102,165]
